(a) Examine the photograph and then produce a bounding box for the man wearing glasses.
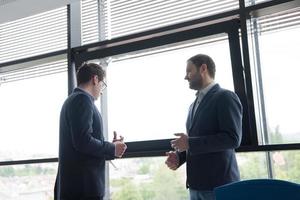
[55,62,127,200]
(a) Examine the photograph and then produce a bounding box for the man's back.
[56,88,114,199]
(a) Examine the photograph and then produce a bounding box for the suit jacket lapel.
[186,103,194,130]
[188,84,220,131]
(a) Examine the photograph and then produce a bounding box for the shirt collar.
[75,87,95,101]
[196,81,216,97]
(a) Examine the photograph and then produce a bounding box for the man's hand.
[114,141,127,158]
[170,133,189,152]
[113,131,126,157]
[112,131,124,142]
[165,151,179,170]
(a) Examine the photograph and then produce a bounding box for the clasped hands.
[113,131,127,158]
[165,133,189,170]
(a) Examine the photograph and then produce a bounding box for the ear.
[199,64,208,74]
[92,75,98,85]
[201,64,207,71]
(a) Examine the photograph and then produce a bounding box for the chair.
[214,179,300,200]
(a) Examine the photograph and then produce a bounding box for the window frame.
[72,18,254,156]
[0,0,300,177]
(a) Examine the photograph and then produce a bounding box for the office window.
[237,152,269,179]
[0,60,67,161]
[0,7,67,63]
[106,35,234,142]
[109,157,188,200]
[272,150,300,182]
[249,7,300,144]
[0,163,57,200]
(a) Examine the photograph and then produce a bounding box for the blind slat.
[256,7,300,34]
[0,7,67,64]
[101,0,239,39]
[81,0,99,45]
[0,60,67,84]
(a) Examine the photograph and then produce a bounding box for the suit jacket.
[55,88,115,199]
[178,84,243,190]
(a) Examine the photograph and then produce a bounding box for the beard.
[189,76,203,90]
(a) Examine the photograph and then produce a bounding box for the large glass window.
[2,1,300,199]
[236,150,300,182]
[0,60,67,161]
[106,35,234,142]
[109,157,187,200]
[249,8,300,144]
[0,163,57,200]
[237,152,269,179]
[272,150,300,182]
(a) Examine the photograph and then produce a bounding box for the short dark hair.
[188,54,216,78]
[76,62,105,85]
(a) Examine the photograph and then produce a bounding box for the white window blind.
[256,7,300,34]
[81,0,100,45]
[0,7,67,64]
[245,0,272,6]
[0,60,67,84]
[101,0,239,39]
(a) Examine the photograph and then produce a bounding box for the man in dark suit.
[55,62,127,200]
[165,54,242,200]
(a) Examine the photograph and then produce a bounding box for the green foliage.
[239,129,300,183]
[112,181,143,200]
[0,166,14,177]
[110,177,131,187]
[269,125,284,144]
[111,159,188,200]
[138,164,150,175]
[0,165,56,177]
[273,150,300,183]
[150,165,187,200]
[139,182,156,200]
[239,152,269,180]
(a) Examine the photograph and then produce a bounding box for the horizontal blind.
[102,0,239,39]
[112,34,228,63]
[0,60,67,84]
[256,7,300,34]
[245,0,271,6]
[81,0,100,45]
[0,7,67,64]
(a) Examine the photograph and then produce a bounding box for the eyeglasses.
[100,81,107,91]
